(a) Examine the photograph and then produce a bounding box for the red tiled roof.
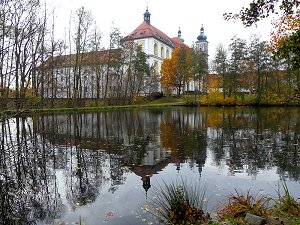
[130,159,170,178]
[170,37,185,48]
[36,49,121,70]
[123,21,174,48]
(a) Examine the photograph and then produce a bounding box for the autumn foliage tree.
[222,0,300,104]
[160,46,193,97]
[225,0,299,70]
[224,0,299,27]
[270,9,300,70]
[160,58,176,95]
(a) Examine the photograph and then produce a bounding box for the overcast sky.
[48,0,276,61]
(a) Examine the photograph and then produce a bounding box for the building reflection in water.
[128,143,172,197]
[1,107,299,224]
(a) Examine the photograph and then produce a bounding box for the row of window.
[196,43,208,52]
[153,43,170,58]
[137,40,171,59]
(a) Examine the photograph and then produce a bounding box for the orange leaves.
[270,9,300,52]
[160,121,178,155]
[160,58,177,94]
[167,203,209,225]
[270,10,300,69]
[160,46,193,96]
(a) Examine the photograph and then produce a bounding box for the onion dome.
[178,27,185,42]
[197,24,207,41]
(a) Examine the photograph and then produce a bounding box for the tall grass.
[216,181,300,224]
[217,189,271,220]
[272,180,300,217]
[146,179,210,225]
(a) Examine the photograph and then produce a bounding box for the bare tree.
[0,0,50,110]
[73,6,93,99]
[104,26,121,100]
[213,44,229,98]
[89,24,102,98]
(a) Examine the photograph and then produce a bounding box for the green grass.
[0,100,188,117]
[149,96,185,104]
[2,92,297,117]
[272,180,300,218]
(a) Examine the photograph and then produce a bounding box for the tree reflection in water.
[0,107,299,224]
[0,117,66,224]
[202,107,300,180]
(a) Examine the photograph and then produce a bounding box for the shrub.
[132,95,148,104]
[259,92,286,105]
[272,180,300,217]
[199,91,235,106]
[289,88,300,105]
[146,179,210,225]
[31,96,42,108]
[217,189,271,220]
[147,92,164,101]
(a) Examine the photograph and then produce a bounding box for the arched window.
[166,49,170,58]
[154,43,158,55]
[161,47,164,58]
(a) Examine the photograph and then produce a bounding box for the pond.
[1,107,300,224]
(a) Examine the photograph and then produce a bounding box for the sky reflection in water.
[1,107,300,225]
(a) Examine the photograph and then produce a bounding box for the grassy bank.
[0,100,186,118]
[147,180,300,225]
[198,91,300,106]
[1,93,300,118]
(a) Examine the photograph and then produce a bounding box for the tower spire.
[178,27,181,37]
[197,24,207,41]
[178,27,184,42]
[143,5,151,24]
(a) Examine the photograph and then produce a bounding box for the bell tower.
[195,24,208,56]
[178,27,184,42]
[143,7,151,24]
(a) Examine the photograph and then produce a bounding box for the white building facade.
[122,8,188,91]
[123,8,209,93]
[37,8,209,99]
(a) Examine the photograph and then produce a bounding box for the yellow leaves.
[210,79,219,89]
[132,95,147,104]
[160,46,193,94]
[169,210,175,218]
[270,9,300,52]
[160,58,177,93]
[199,90,235,106]
[160,121,178,154]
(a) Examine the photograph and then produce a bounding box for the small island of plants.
[145,179,300,225]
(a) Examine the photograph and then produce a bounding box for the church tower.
[195,25,208,57]
[143,7,151,24]
[178,27,184,43]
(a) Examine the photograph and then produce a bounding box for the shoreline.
[1,101,300,117]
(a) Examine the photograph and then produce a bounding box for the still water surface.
[1,107,300,224]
